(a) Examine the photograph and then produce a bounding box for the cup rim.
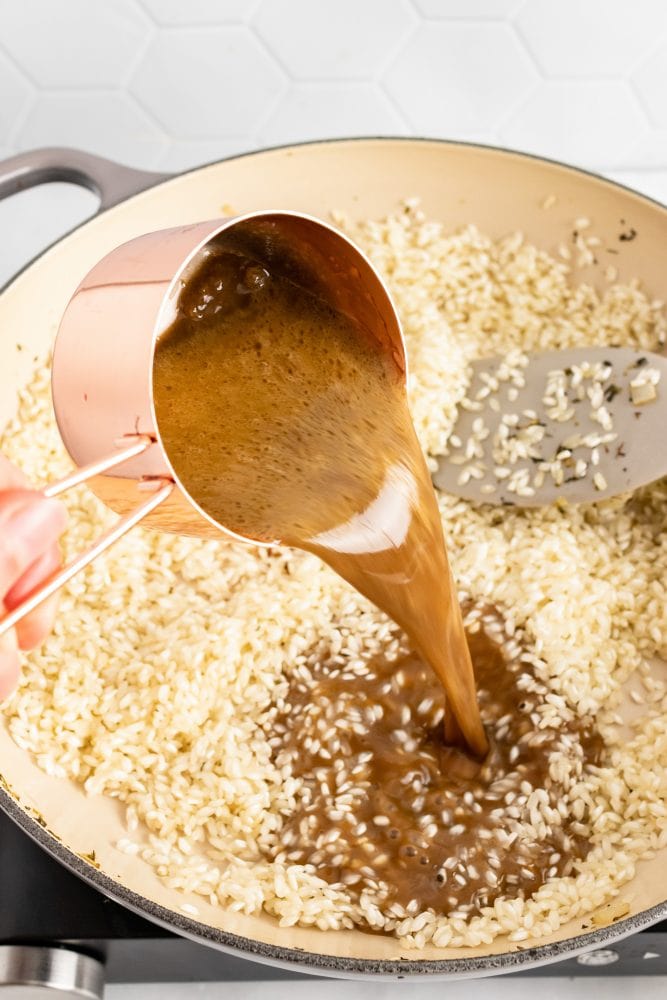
[148,208,407,547]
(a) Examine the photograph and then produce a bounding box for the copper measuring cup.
[0,211,405,637]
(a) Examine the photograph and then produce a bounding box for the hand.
[0,455,67,700]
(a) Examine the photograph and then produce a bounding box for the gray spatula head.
[432,347,667,507]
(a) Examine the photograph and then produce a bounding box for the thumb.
[0,492,67,595]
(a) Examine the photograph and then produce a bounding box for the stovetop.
[0,809,665,982]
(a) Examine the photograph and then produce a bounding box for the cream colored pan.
[0,140,665,979]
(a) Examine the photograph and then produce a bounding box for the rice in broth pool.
[2,201,667,950]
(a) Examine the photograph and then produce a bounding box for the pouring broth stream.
[152,226,487,758]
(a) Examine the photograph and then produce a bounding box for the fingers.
[0,491,67,595]
[0,491,67,701]
[0,631,20,702]
[5,543,62,650]
[0,454,27,490]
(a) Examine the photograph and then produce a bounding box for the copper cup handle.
[0,436,174,638]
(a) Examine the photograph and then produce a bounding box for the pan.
[0,140,665,980]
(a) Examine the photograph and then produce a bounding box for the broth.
[152,231,487,756]
[267,614,602,916]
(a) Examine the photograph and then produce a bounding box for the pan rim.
[1,134,665,301]
[1,784,665,978]
[1,134,666,977]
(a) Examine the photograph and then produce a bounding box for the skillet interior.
[0,138,665,978]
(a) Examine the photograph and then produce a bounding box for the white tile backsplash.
[500,80,650,166]
[0,0,150,88]
[633,41,667,129]
[139,0,261,26]
[384,22,536,134]
[15,92,168,166]
[254,0,416,81]
[514,0,665,78]
[259,82,408,144]
[413,0,523,17]
[608,168,667,204]
[130,26,286,139]
[0,51,32,139]
[0,0,665,185]
[158,136,255,172]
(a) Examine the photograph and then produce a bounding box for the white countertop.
[105,974,667,999]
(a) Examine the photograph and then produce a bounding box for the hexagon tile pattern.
[633,42,667,129]
[129,26,285,140]
[15,93,167,166]
[501,81,648,166]
[384,23,537,134]
[515,0,665,78]
[414,0,522,17]
[253,0,415,81]
[259,83,408,145]
[0,0,666,182]
[0,52,32,141]
[139,0,260,26]
[0,0,148,88]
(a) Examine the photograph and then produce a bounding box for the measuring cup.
[0,211,405,636]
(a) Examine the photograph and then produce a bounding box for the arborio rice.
[3,201,667,950]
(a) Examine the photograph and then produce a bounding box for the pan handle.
[0,147,171,212]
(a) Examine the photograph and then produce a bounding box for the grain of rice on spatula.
[432,346,667,507]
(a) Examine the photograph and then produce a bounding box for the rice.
[2,200,667,949]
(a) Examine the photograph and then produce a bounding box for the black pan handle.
[0,147,171,212]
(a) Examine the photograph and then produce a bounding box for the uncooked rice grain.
[2,201,667,949]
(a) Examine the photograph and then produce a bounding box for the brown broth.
[153,238,487,757]
[266,616,602,916]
